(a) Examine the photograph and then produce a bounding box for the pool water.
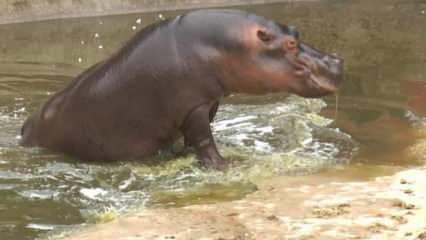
[0,0,425,239]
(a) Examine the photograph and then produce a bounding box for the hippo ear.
[257,29,275,42]
[288,26,300,39]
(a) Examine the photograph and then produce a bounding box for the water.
[0,0,425,239]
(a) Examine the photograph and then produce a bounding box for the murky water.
[0,1,425,239]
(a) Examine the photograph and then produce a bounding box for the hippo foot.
[199,152,228,170]
[172,144,194,157]
[182,103,228,170]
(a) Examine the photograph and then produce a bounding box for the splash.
[0,94,357,238]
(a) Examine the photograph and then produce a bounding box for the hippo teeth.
[310,75,338,92]
[295,68,311,78]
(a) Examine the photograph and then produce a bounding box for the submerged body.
[21,10,344,168]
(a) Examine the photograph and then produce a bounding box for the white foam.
[80,188,108,200]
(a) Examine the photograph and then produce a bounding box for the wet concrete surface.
[61,166,426,240]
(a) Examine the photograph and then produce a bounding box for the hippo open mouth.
[288,42,344,97]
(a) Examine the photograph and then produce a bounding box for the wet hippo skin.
[20,10,344,169]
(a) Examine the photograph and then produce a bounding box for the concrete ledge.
[61,168,426,240]
[0,0,310,24]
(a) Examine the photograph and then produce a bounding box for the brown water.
[0,1,425,239]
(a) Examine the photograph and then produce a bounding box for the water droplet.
[98,45,103,49]
[132,26,137,30]
[158,13,164,20]
[78,57,83,63]
[15,107,26,113]
[80,40,85,45]
[422,10,425,14]
[136,18,142,24]
[94,33,99,38]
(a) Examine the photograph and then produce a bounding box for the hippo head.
[185,10,344,98]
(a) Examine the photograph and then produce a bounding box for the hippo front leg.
[181,103,226,170]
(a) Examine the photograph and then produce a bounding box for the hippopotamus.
[20,9,343,169]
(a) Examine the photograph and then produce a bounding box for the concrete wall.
[0,0,306,24]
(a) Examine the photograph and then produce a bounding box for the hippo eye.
[257,30,275,43]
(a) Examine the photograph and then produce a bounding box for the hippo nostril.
[328,53,344,65]
[323,55,343,67]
